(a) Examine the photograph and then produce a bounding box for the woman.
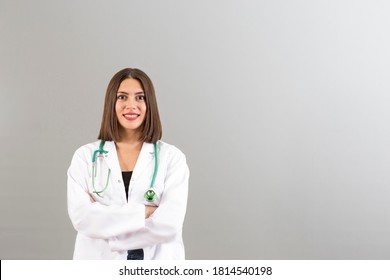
[67,68,189,260]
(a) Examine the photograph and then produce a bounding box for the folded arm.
[109,149,189,250]
[67,149,145,239]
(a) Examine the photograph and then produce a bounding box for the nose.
[125,97,137,110]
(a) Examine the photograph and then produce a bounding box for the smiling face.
[115,78,147,137]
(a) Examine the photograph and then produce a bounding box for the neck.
[118,129,141,143]
[116,130,141,148]
[115,142,143,158]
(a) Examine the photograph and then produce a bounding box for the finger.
[88,193,96,203]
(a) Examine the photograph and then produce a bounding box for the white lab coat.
[67,140,189,260]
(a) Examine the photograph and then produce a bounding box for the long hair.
[98,68,162,143]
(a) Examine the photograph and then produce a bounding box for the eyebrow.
[117,91,144,95]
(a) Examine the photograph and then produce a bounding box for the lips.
[123,113,140,121]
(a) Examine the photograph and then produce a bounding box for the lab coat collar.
[102,141,155,181]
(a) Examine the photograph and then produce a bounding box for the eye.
[136,95,146,101]
[117,94,127,100]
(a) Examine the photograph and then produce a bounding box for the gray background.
[1,0,390,259]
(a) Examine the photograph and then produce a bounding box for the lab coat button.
[118,179,121,183]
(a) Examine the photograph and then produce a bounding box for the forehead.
[117,78,143,93]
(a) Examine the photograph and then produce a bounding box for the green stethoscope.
[91,140,158,202]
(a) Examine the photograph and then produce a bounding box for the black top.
[121,171,144,259]
[121,171,133,201]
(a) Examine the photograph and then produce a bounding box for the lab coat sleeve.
[108,147,189,250]
[67,148,145,239]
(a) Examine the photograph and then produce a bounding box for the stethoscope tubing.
[91,141,158,201]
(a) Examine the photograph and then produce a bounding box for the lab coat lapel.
[132,142,154,180]
[101,141,122,180]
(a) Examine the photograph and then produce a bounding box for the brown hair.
[98,68,162,143]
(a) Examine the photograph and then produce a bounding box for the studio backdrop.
[1,0,390,259]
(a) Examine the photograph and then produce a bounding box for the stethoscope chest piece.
[144,189,157,202]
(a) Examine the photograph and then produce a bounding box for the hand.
[87,192,96,203]
[145,205,158,219]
